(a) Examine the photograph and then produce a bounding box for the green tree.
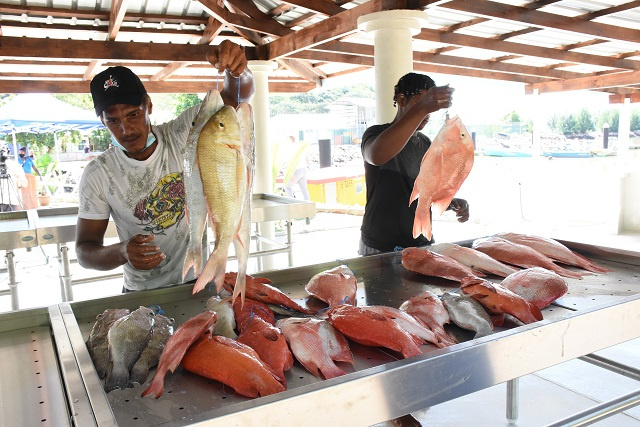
[174,94,201,115]
[561,114,577,135]
[575,108,594,134]
[597,109,619,132]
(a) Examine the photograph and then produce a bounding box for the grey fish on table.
[105,306,156,392]
[442,292,494,339]
[86,308,130,379]
[205,296,237,339]
[129,314,174,385]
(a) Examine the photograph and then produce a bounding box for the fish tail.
[182,247,203,282]
[412,200,433,240]
[141,373,165,399]
[192,249,228,294]
[232,272,247,309]
[105,365,131,392]
[573,252,611,273]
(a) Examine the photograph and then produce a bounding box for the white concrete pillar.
[616,97,640,232]
[618,97,631,163]
[530,89,542,156]
[358,11,429,124]
[248,60,278,271]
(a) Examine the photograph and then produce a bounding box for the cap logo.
[103,75,119,91]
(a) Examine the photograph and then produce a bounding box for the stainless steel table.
[50,239,640,426]
[0,194,315,308]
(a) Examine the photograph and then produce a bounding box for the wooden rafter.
[107,0,129,41]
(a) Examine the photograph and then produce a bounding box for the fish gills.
[501,267,568,309]
[192,106,247,295]
[181,335,286,398]
[410,116,474,240]
[105,307,156,392]
[401,247,483,283]
[142,311,217,399]
[182,90,225,281]
[86,308,130,379]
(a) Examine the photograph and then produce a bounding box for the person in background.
[283,135,310,201]
[76,40,255,293]
[17,146,41,209]
[0,153,28,212]
[358,72,470,256]
[83,140,91,154]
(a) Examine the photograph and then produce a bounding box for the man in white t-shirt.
[76,40,255,292]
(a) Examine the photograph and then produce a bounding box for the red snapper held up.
[410,115,474,241]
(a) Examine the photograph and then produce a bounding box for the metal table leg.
[255,223,263,271]
[57,243,73,302]
[507,378,519,423]
[286,220,293,267]
[5,250,19,310]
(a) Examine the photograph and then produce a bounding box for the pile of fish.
[85,306,174,392]
[134,232,607,401]
[182,90,256,305]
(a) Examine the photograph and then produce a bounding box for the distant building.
[270,97,375,146]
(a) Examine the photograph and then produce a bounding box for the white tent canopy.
[0,93,104,157]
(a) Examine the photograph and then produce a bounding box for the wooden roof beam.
[526,70,640,94]
[440,0,640,44]
[108,0,129,41]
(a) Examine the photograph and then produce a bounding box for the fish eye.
[219,122,225,128]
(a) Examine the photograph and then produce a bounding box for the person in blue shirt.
[17,146,41,209]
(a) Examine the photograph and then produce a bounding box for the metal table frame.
[49,240,640,426]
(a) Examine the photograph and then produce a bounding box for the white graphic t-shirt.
[78,104,201,291]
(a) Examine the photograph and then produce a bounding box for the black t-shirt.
[360,123,433,252]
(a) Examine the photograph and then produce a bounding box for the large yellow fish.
[182,90,224,281]
[410,115,474,240]
[191,103,255,305]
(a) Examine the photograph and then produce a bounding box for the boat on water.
[542,150,593,158]
[480,149,532,157]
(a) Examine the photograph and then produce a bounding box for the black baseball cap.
[90,66,147,116]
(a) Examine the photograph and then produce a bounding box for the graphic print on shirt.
[133,172,185,234]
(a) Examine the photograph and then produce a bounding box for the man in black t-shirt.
[359,73,470,255]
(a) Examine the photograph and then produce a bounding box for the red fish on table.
[501,267,568,309]
[400,291,457,347]
[305,265,358,307]
[225,272,314,314]
[181,335,285,398]
[142,311,217,399]
[277,317,354,380]
[497,232,610,273]
[461,277,543,324]
[472,237,584,279]
[237,317,294,384]
[327,305,423,359]
[402,247,484,283]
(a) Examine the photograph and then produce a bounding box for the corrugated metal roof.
[0,0,639,100]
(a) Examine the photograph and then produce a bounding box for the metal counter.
[52,240,640,426]
[0,194,315,309]
[0,306,83,427]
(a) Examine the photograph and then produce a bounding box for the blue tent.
[0,93,104,156]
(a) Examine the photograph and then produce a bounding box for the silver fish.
[129,314,174,385]
[205,296,237,339]
[105,306,155,392]
[442,292,493,339]
[182,90,225,281]
[86,308,130,379]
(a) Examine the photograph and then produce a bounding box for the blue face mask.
[110,132,156,153]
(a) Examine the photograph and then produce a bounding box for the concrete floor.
[1,211,639,426]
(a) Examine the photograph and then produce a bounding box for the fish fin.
[432,197,453,217]
[105,365,130,392]
[232,272,247,310]
[409,183,420,206]
[141,373,165,399]
[412,199,433,240]
[192,249,228,294]
[181,247,202,282]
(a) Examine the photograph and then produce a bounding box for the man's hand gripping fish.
[185,90,255,305]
